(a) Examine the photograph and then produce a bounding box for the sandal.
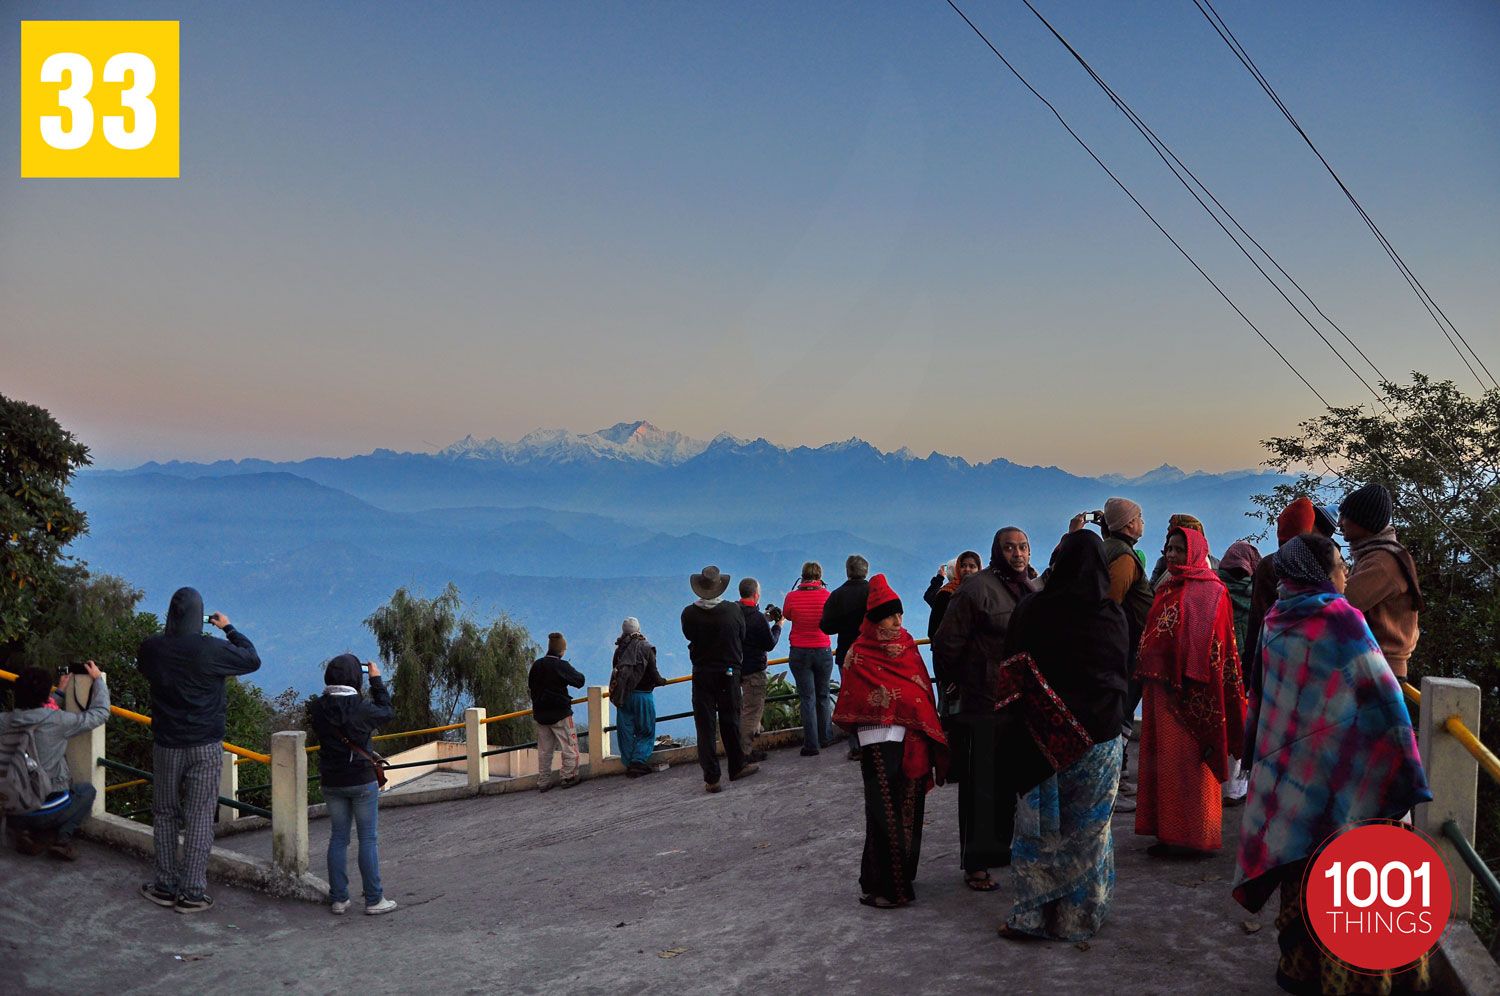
[965,871,999,892]
[858,894,906,909]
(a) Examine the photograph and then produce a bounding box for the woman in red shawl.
[1134,526,1247,855]
[831,574,949,908]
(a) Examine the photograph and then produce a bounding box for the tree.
[0,394,91,650]
[365,584,536,750]
[1251,373,1500,935]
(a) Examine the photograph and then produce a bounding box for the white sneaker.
[365,898,398,915]
[330,900,350,915]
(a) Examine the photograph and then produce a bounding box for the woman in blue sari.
[999,530,1130,940]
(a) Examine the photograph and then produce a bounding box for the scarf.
[994,652,1094,794]
[1273,535,1330,587]
[695,597,722,609]
[832,619,949,790]
[1232,587,1431,912]
[609,633,653,704]
[1220,541,1262,576]
[1136,527,1247,781]
[1350,527,1426,611]
[323,685,358,697]
[739,595,758,607]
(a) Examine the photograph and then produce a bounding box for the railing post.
[217,750,238,823]
[271,730,309,879]
[587,686,610,772]
[465,707,488,792]
[63,671,106,818]
[1415,676,1479,921]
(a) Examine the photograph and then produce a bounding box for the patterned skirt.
[1136,683,1223,851]
[1006,736,1123,940]
[1275,860,1430,994]
[859,739,926,904]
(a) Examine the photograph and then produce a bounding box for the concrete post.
[1415,676,1479,921]
[587,686,610,772]
[62,672,107,817]
[217,751,238,823]
[465,707,489,792]
[271,730,309,878]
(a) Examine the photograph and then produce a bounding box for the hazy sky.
[4,1,1497,475]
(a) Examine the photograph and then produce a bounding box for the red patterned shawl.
[1136,527,1247,781]
[832,620,949,790]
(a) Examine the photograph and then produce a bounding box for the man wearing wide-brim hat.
[680,566,760,793]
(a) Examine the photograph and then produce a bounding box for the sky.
[3,0,1498,476]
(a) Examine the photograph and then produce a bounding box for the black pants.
[859,740,926,903]
[1122,643,1142,775]
[692,671,746,785]
[949,715,1014,873]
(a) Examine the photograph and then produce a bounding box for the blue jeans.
[324,781,382,906]
[9,783,96,840]
[788,647,834,750]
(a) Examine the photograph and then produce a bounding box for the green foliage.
[759,672,802,733]
[365,583,536,750]
[1251,373,1500,937]
[0,394,91,647]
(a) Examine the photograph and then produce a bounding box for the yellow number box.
[20,20,180,178]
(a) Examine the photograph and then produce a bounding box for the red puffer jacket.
[781,580,832,649]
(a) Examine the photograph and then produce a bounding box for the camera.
[203,614,214,625]
[1084,510,1105,525]
[765,603,783,623]
[57,661,90,679]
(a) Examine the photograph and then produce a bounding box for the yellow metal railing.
[8,638,939,767]
[1401,679,1498,786]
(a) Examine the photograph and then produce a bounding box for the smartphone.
[360,664,370,675]
[203,614,214,625]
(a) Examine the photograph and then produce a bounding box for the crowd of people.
[1,481,1437,990]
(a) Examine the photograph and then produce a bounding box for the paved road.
[4,745,1281,995]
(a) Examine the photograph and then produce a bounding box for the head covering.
[864,573,903,622]
[1273,535,1331,588]
[1313,505,1339,538]
[164,587,205,638]
[1340,483,1393,533]
[546,632,567,657]
[1276,498,1316,546]
[690,565,731,601]
[323,652,364,692]
[832,587,948,791]
[1004,530,1129,745]
[1234,585,1430,913]
[1136,526,1247,782]
[1219,541,1262,576]
[1168,513,1205,535]
[1104,497,1142,533]
[621,617,640,635]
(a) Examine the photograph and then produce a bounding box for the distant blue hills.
[75,422,1282,714]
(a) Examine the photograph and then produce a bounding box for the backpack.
[0,721,54,815]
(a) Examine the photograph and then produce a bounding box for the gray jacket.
[0,679,111,787]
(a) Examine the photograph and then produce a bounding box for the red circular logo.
[1304,821,1452,970]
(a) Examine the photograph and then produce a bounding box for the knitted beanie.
[1103,497,1142,533]
[547,632,567,656]
[621,617,640,635]
[1340,483,1393,534]
[1277,497,1316,546]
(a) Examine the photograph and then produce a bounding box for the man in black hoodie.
[137,587,260,914]
[308,654,396,915]
[529,633,586,792]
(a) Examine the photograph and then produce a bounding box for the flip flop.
[965,872,999,892]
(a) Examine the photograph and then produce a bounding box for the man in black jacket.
[680,566,758,792]
[735,577,782,763]
[137,587,260,914]
[307,654,397,914]
[819,554,869,758]
[932,527,1039,891]
[529,633,586,792]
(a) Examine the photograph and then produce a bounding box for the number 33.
[40,52,157,151]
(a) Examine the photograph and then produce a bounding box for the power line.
[1190,0,1499,393]
[1012,0,1500,542]
[938,0,1496,575]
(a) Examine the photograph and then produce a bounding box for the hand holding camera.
[764,604,783,623]
[365,659,382,680]
[206,612,230,630]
